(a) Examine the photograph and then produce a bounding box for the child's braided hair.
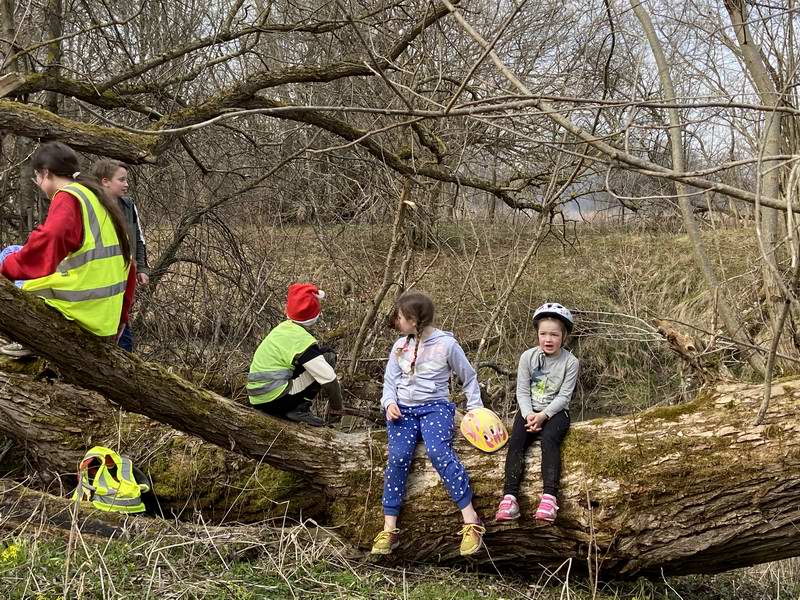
[394,290,435,374]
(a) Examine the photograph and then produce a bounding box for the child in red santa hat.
[247,283,343,426]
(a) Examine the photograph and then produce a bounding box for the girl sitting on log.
[495,302,579,523]
[372,290,485,557]
[0,142,135,357]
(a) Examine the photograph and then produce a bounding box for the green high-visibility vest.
[21,183,129,337]
[247,320,317,404]
[72,446,148,514]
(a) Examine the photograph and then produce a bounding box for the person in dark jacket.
[93,159,150,352]
[0,143,135,358]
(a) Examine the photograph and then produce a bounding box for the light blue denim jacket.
[381,329,483,410]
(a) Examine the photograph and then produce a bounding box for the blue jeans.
[382,401,473,517]
[118,324,134,352]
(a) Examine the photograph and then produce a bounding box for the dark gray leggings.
[502,410,570,497]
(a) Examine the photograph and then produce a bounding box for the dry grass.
[3,221,794,598]
[138,221,765,419]
[1,512,798,599]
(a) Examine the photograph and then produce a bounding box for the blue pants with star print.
[382,401,473,517]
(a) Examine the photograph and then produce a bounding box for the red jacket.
[0,190,137,328]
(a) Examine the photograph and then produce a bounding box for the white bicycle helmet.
[532,302,574,333]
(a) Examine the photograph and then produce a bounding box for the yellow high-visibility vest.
[21,183,129,337]
[247,320,317,404]
[72,446,148,514]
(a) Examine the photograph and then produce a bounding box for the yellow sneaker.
[371,528,400,555]
[458,522,485,556]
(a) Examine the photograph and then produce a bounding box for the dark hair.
[394,290,435,374]
[91,158,127,183]
[32,143,130,264]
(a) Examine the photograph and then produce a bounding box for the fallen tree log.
[0,369,324,523]
[1,279,800,577]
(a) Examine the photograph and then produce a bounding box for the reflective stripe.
[59,245,123,272]
[248,369,293,382]
[247,368,293,396]
[33,281,127,302]
[57,186,119,274]
[120,457,133,482]
[248,321,317,404]
[247,379,288,396]
[94,494,142,507]
[65,184,104,249]
[96,471,116,495]
[74,446,145,513]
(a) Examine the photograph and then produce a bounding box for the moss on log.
[0,478,339,559]
[0,370,322,523]
[0,99,157,162]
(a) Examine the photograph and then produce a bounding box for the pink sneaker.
[495,494,520,521]
[535,493,559,523]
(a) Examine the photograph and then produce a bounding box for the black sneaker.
[285,404,324,427]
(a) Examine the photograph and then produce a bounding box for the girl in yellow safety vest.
[0,142,135,356]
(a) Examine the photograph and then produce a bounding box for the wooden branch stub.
[0,73,23,98]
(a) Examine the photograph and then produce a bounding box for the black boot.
[285,401,324,427]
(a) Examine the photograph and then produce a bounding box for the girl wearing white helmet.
[495,302,579,523]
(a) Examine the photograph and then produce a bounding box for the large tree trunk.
[1,279,800,577]
[0,367,323,523]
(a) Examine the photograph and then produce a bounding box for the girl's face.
[33,169,58,198]
[396,309,417,335]
[537,318,564,355]
[102,167,128,199]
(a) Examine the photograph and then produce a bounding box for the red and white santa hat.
[286,282,326,326]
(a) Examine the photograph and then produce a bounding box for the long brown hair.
[32,143,130,263]
[91,158,126,184]
[394,290,435,374]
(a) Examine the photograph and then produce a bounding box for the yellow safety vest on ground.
[72,446,148,514]
[21,183,129,337]
[247,320,317,404]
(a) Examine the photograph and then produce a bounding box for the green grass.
[1,531,798,599]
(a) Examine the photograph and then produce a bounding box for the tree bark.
[723,0,800,363]
[0,368,324,523]
[1,279,800,577]
[0,99,158,162]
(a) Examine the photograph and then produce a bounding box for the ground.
[0,531,797,599]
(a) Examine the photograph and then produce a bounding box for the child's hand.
[386,403,402,421]
[525,414,537,431]
[525,412,547,432]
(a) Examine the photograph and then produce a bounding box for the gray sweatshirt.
[381,329,482,410]
[516,347,579,418]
